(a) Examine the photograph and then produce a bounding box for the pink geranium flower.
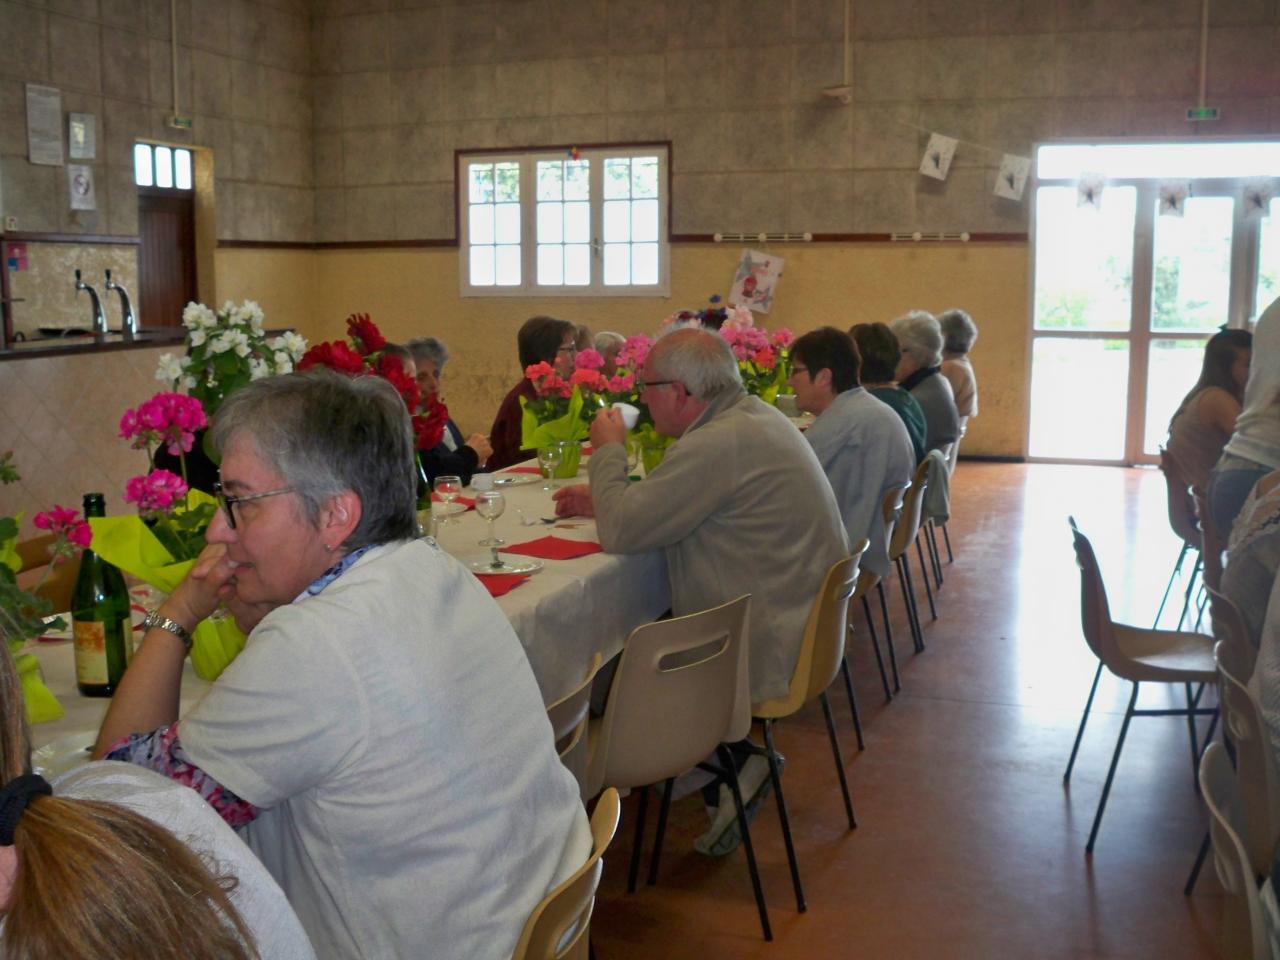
[119,392,208,457]
[607,372,635,392]
[124,469,189,516]
[33,505,92,563]
[570,369,609,392]
[616,334,652,370]
[574,348,604,371]
[770,328,794,349]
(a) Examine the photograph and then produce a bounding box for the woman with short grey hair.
[407,335,492,484]
[594,331,626,376]
[938,308,979,424]
[95,368,591,959]
[890,310,960,453]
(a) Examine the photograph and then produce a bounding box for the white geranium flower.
[188,327,207,347]
[249,357,270,380]
[242,300,265,333]
[275,331,307,360]
[155,353,184,384]
[182,302,216,330]
[274,351,293,373]
[182,375,197,390]
[209,333,234,354]
[229,330,251,357]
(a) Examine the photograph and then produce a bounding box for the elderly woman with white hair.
[594,330,626,376]
[890,310,961,453]
[407,336,493,485]
[938,308,979,427]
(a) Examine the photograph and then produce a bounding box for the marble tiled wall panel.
[312,0,1280,240]
[0,0,312,242]
[0,346,173,537]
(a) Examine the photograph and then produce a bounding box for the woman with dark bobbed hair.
[93,369,590,959]
[851,322,927,463]
[889,310,960,454]
[488,315,578,470]
[1166,327,1252,493]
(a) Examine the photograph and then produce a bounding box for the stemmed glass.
[476,490,506,547]
[537,445,563,491]
[434,475,462,524]
[625,438,640,475]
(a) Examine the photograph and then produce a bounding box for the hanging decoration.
[1243,180,1274,221]
[919,133,958,181]
[993,154,1031,202]
[1158,181,1191,218]
[728,250,784,314]
[568,146,581,160]
[1077,173,1106,210]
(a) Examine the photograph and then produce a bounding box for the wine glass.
[625,437,640,474]
[537,445,563,490]
[434,475,462,524]
[476,490,506,547]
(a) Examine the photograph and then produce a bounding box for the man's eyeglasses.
[557,345,577,354]
[791,364,809,375]
[213,481,295,530]
[637,378,679,392]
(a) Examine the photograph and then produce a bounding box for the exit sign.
[1186,106,1219,122]
[167,115,193,129]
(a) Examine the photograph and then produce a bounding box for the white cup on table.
[613,402,640,430]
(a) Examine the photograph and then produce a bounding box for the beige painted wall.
[215,241,1030,457]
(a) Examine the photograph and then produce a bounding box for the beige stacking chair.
[1155,448,1203,630]
[546,653,603,801]
[510,787,620,960]
[584,594,773,941]
[888,460,930,655]
[1199,744,1270,960]
[1062,518,1218,855]
[752,549,864,914]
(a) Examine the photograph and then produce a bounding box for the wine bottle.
[71,492,132,697]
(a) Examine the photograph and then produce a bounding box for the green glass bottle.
[71,493,132,697]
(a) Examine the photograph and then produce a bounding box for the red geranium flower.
[414,394,449,451]
[346,313,386,355]
[374,352,421,413]
[297,341,366,375]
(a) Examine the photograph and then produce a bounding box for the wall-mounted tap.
[74,269,107,335]
[104,269,137,340]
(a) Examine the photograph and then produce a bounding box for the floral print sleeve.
[104,722,261,828]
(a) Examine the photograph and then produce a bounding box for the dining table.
[25,451,671,771]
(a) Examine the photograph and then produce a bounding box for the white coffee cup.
[471,472,494,491]
[613,402,640,430]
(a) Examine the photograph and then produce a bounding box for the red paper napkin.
[502,466,544,475]
[474,572,530,597]
[503,535,603,561]
[431,493,476,509]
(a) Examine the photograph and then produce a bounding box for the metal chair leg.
[915,535,938,621]
[1175,553,1203,631]
[1063,660,1104,784]
[821,691,857,830]
[1086,683,1140,855]
[926,520,944,587]
[899,556,925,651]
[627,785,649,894]
[857,597,892,702]
[941,519,954,563]
[714,745,773,941]
[1153,542,1190,628]
[762,720,805,914]
[1184,829,1211,895]
[839,655,866,751]
[875,583,901,694]
[646,777,674,886]
[1184,682,1200,783]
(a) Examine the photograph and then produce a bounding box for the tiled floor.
[590,462,1227,960]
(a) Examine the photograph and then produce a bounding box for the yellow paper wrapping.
[16,651,64,725]
[518,387,593,450]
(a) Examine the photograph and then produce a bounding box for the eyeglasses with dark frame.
[213,480,296,530]
[637,378,680,392]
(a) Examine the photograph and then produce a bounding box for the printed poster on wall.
[25,84,63,166]
[68,113,96,160]
[728,249,784,314]
[67,165,96,211]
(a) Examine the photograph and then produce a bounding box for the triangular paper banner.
[1077,173,1106,210]
[919,133,958,181]
[1158,181,1190,218]
[1243,180,1274,221]
[994,154,1030,201]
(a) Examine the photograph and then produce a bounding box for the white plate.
[466,555,544,575]
[493,474,541,487]
[31,729,98,779]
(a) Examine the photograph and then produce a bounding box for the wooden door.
[138,189,195,328]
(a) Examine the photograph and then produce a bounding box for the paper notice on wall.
[68,113,96,160]
[728,249,784,314]
[26,84,63,166]
[67,165,96,210]
[993,154,1030,202]
[919,133,958,181]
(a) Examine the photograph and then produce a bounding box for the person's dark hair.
[938,309,978,355]
[790,327,861,393]
[0,645,259,960]
[517,315,575,370]
[574,323,593,352]
[380,342,413,372]
[1168,327,1254,426]
[850,322,902,384]
[407,336,449,372]
[210,369,418,552]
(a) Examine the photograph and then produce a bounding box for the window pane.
[1259,198,1280,317]
[469,205,495,244]
[604,244,630,285]
[495,245,521,286]
[564,245,590,285]
[632,243,659,285]
[564,201,590,243]
[470,246,495,286]
[603,199,630,242]
[604,158,630,199]
[1150,196,1233,333]
[1033,186,1136,332]
[537,161,562,201]
[1028,337,1129,460]
[133,143,153,187]
[495,202,521,244]
[537,245,563,285]
[470,164,494,204]
[632,199,659,242]
[1144,338,1208,456]
[174,148,192,190]
[537,202,563,243]
[154,145,173,188]
[564,160,589,200]
[495,162,520,202]
[632,157,659,199]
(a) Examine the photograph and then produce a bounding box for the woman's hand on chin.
[163,543,238,630]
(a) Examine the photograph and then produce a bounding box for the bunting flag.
[1158,181,1190,218]
[1243,180,1274,221]
[1077,173,1106,210]
[919,133,958,181]
[993,154,1031,201]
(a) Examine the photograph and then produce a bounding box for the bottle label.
[74,620,108,684]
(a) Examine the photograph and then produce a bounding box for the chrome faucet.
[104,269,136,339]
[74,269,107,335]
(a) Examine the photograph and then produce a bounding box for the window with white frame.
[134,143,193,190]
[458,144,670,297]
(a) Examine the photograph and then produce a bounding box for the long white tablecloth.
[27,457,670,753]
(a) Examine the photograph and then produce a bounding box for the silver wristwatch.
[141,610,194,652]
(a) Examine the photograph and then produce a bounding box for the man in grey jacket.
[553,327,849,853]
